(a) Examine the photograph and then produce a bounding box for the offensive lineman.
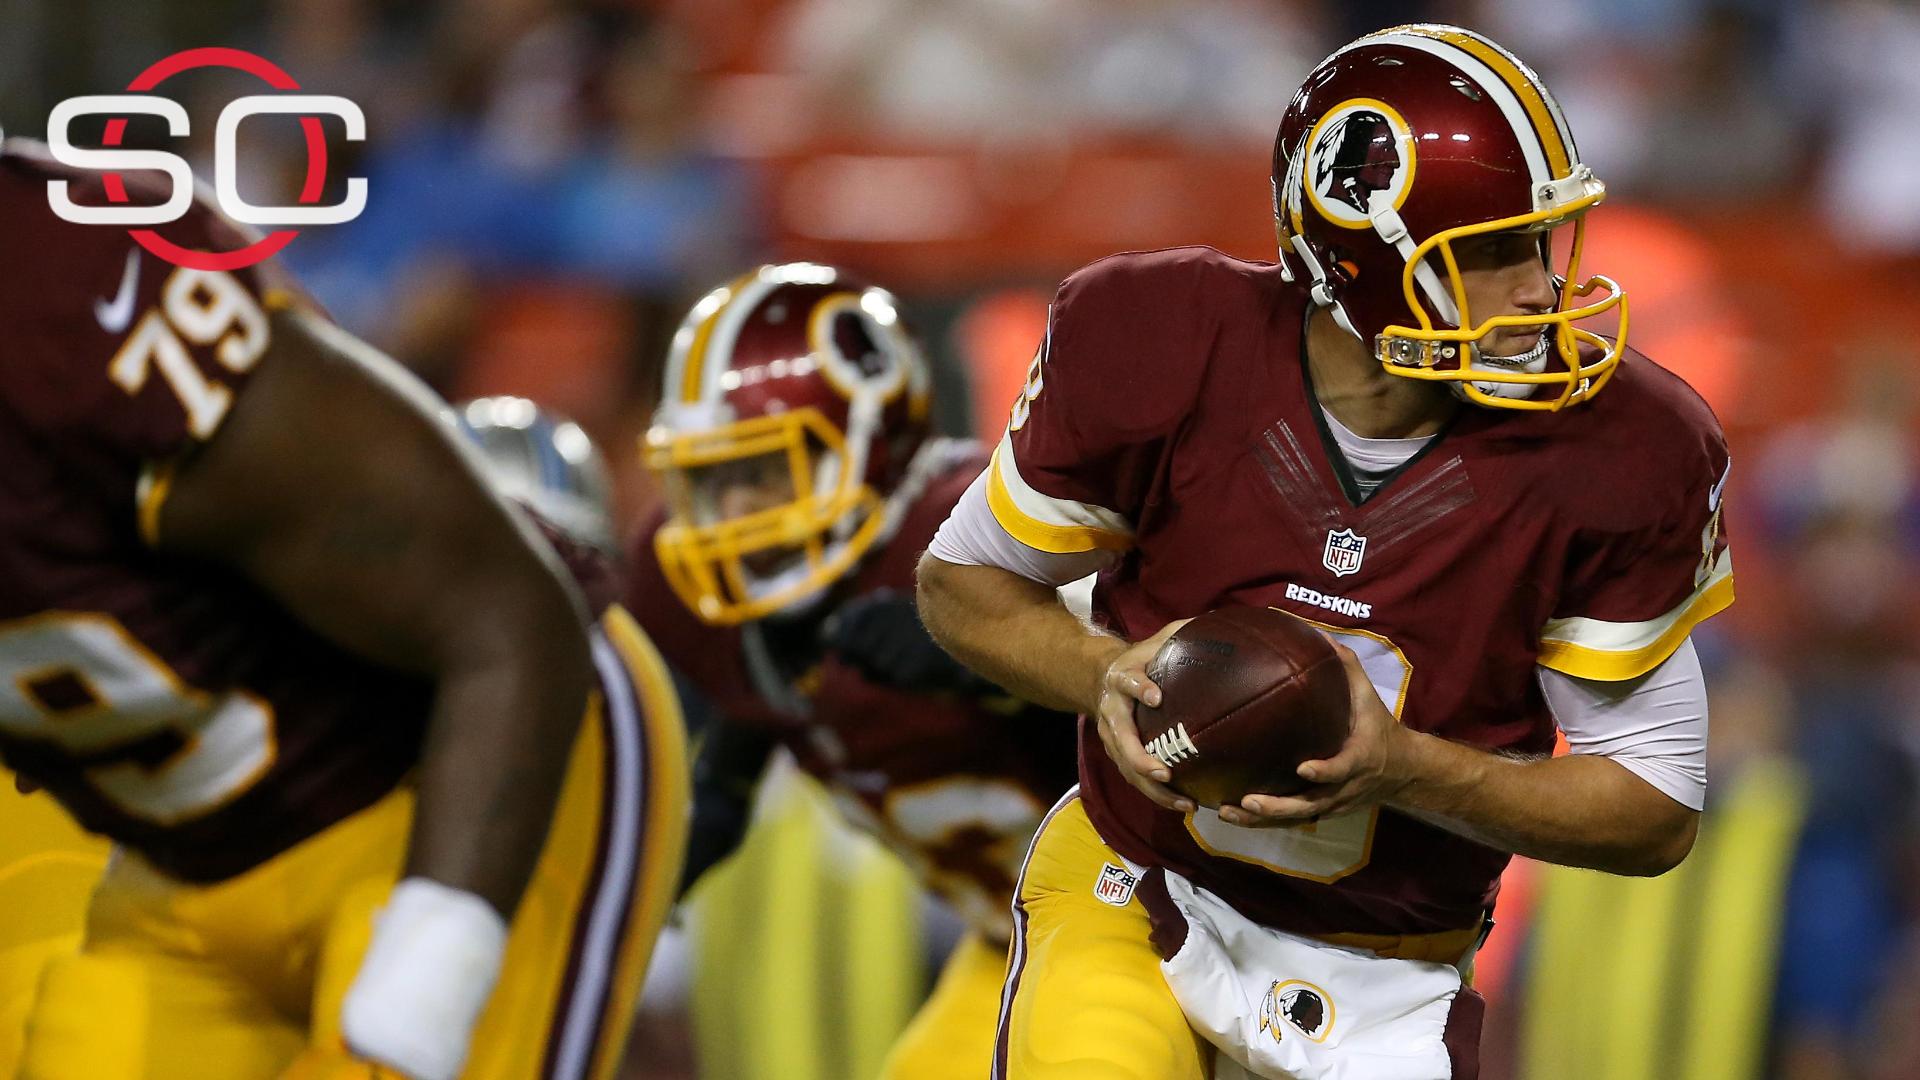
[0,137,687,1080]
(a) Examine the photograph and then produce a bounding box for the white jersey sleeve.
[1537,637,1709,811]
[927,468,1117,586]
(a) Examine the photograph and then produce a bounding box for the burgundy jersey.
[627,442,1079,939]
[0,143,425,882]
[525,511,619,617]
[988,247,1733,937]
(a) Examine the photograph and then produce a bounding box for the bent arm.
[915,468,1122,714]
[1390,641,1707,875]
[915,556,1119,716]
[1272,639,1710,877]
[1389,741,1699,876]
[918,471,1197,812]
[156,306,593,916]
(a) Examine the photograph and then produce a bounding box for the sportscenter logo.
[44,47,366,271]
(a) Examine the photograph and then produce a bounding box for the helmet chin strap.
[1286,199,1467,347]
[1453,328,1553,402]
[1369,204,1460,328]
[1288,233,1362,339]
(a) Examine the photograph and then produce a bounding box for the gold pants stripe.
[539,608,690,1080]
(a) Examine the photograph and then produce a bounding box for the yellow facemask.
[1373,184,1629,412]
[646,409,887,626]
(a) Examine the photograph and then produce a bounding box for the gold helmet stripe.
[1341,28,1553,186]
[676,268,761,404]
[1403,25,1573,178]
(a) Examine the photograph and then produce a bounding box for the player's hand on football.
[1095,618,1197,816]
[1218,642,1415,828]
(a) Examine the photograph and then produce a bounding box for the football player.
[0,774,105,1077]
[918,24,1730,1080]
[628,263,1079,1080]
[453,395,622,614]
[0,137,687,1080]
[453,397,618,559]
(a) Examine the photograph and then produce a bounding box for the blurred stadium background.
[2,0,1917,1077]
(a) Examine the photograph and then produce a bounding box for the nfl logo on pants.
[1094,863,1139,906]
[1322,528,1367,577]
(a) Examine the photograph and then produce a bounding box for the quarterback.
[919,24,1730,1080]
[0,138,687,1080]
[629,264,1078,1080]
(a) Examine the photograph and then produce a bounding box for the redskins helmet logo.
[1304,98,1416,229]
[809,290,916,403]
[1258,979,1335,1044]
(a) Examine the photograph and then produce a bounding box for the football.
[1133,606,1353,808]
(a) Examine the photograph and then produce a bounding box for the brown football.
[1132,606,1353,808]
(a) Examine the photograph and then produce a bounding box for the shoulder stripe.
[669,268,761,405]
[986,434,1134,554]
[1537,551,1734,681]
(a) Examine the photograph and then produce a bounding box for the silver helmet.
[453,396,615,553]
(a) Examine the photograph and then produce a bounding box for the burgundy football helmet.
[646,263,932,625]
[1273,24,1628,410]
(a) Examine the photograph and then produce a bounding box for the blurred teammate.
[454,397,619,559]
[919,24,1731,1080]
[0,137,687,1080]
[628,263,1078,1080]
[0,775,105,1077]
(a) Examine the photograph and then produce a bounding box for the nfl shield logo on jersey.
[1094,863,1139,906]
[1322,528,1367,577]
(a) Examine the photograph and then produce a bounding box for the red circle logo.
[101,48,331,271]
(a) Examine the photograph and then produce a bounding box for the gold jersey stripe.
[1536,574,1734,681]
[985,448,1133,555]
[135,459,178,547]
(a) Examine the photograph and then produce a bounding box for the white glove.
[341,877,510,1080]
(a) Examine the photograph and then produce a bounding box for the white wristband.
[341,877,510,1080]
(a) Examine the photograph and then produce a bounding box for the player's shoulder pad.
[0,138,260,261]
[1597,345,1726,464]
[1552,345,1730,529]
[844,439,987,593]
[1048,246,1272,437]
[0,140,287,451]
